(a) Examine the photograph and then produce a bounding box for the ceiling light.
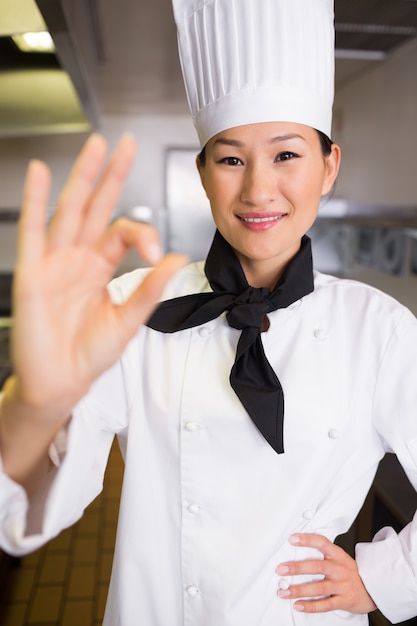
[335,48,387,61]
[12,31,55,53]
[335,23,417,36]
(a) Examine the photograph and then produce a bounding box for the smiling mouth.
[238,214,286,223]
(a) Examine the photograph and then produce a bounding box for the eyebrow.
[270,133,305,144]
[213,133,305,148]
[213,138,244,147]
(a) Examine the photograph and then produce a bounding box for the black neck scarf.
[146,230,314,454]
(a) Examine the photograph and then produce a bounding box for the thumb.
[117,253,188,332]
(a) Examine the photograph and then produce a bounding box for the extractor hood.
[0,0,100,137]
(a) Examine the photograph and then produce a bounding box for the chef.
[1,0,417,624]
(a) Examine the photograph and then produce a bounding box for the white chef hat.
[172,0,335,147]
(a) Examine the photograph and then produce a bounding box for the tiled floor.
[0,440,124,626]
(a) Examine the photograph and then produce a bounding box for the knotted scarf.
[146,230,314,453]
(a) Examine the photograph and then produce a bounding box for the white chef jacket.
[1,262,417,626]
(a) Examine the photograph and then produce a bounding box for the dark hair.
[316,129,333,156]
[197,128,333,165]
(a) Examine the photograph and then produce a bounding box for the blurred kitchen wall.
[332,37,417,206]
[0,35,416,311]
[331,36,417,314]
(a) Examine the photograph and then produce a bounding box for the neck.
[236,242,303,290]
[239,261,281,290]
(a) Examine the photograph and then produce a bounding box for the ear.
[196,155,207,192]
[321,143,341,196]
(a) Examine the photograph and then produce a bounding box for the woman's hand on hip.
[276,533,377,615]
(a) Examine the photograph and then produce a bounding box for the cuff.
[356,526,417,623]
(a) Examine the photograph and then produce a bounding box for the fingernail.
[278,589,291,598]
[294,603,305,612]
[277,565,289,574]
[289,534,300,544]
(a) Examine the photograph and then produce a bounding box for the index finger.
[18,159,51,265]
[287,533,337,558]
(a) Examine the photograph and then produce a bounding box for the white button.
[188,503,201,514]
[278,578,290,590]
[198,326,211,337]
[185,421,200,431]
[314,329,327,340]
[186,585,199,597]
[303,509,315,520]
[328,428,340,440]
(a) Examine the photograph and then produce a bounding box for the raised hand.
[1,134,186,486]
[276,533,377,615]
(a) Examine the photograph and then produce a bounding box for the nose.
[240,163,277,207]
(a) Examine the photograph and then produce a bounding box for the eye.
[275,151,299,162]
[217,156,243,166]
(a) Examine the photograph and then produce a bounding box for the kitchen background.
[0,0,417,625]
[0,1,417,302]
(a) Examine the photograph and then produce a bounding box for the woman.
[1,1,417,624]
[195,124,339,290]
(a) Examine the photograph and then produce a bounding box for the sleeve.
[0,272,145,557]
[0,356,129,557]
[355,307,417,623]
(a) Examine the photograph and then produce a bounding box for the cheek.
[283,174,323,228]
[202,172,219,201]
[205,190,226,227]
[294,167,328,201]
[204,175,236,210]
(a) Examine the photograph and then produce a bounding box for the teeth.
[241,215,283,223]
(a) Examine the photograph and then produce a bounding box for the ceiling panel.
[96,0,417,114]
[0,0,46,36]
[0,0,416,134]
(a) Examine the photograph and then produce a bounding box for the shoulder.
[313,270,407,310]
[311,271,416,332]
[107,261,210,305]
